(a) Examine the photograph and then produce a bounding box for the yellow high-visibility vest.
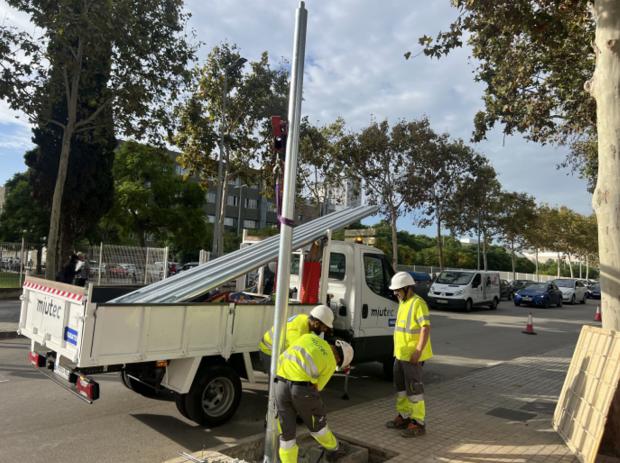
[277,333,337,391]
[259,313,310,355]
[393,294,433,362]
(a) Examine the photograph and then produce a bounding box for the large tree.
[344,118,437,268]
[0,0,195,278]
[445,158,501,270]
[404,136,481,269]
[172,43,288,257]
[414,0,619,334]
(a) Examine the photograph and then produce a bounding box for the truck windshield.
[436,271,474,285]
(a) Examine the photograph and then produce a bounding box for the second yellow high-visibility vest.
[259,313,310,355]
[277,333,337,391]
[393,294,433,362]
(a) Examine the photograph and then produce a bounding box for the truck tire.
[120,370,158,398]
[489,297,498,310]
[382,357,394,382]
[464,299,473,312]
[184,364,242,427]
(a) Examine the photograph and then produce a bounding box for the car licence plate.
[436,299,448,304]
[522,296,531,302]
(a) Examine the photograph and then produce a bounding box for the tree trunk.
[567,254,574,278]
[390,211,398,270]
[557,252,561,278]
[482,231,488,271]
[535,248,539,282]
[586,255,590,280]
[217,168,229,257]
[476,214,481,270]
[591,0,620,331]
[435,215,443,269]
[45,123,75,280]
[511,241,516,281]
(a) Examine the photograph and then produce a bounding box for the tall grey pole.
[263,3,307,462]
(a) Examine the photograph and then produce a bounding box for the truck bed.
[19,277,311,368]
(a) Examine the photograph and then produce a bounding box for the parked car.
[551,278,588,304]
[407,271,432,302]
[508,279,536,299]
[106,264,129,278]
[513,282,563,308]
[588,283,601,299]
[180,262,200,272]
[500,279,511,300]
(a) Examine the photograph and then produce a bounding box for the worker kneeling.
[276,334,353,463]
[258,304,334,373]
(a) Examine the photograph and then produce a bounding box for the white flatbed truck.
[18,239,398,427]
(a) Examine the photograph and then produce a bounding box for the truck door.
[359,253,397,338]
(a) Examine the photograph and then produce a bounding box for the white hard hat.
[309,304,334,329]
[335,339,354,369]
[389,271,415,290]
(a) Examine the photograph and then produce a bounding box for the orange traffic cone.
[594,305,602,322]
[522,312,537,335]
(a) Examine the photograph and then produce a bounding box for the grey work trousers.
[393,359,425,397]
[275,379,328,442]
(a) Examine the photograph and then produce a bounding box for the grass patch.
[0,272,22,288]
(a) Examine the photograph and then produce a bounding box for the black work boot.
[401,420,426,438]
[386,414,411,429]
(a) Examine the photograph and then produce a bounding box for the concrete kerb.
[0,331,22,340]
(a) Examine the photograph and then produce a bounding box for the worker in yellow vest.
[386,271,433,437]
[258,304,334,373]
[276,334,354,463]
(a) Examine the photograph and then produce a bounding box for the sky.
[0,0,594,235]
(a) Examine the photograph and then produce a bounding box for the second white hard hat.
[335,339,354,369]
[389,271,415,290]
[309,304,334,328]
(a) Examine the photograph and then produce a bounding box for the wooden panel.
[553,325,620,463]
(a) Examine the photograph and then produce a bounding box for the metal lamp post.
[212,57,248,258]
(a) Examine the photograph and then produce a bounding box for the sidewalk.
[327,346,577,463]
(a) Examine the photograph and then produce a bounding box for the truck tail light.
[28,352,45,368]
[76,376,100,401]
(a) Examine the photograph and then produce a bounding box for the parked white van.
[428,270,501,312]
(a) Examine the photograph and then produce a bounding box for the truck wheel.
[120,370,158,398]
[464,299,473,312]
[184,364,242,427]
[382,357,394,382]
[489,297,498,310]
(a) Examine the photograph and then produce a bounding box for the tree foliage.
[99,142,207,257]
[0,0,196,277]
[416,0,596,185]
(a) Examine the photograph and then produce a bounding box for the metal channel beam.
[109,205,378,304]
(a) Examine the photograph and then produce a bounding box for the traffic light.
[271,115,287,154]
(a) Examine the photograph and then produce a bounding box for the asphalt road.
[0,299,600,463]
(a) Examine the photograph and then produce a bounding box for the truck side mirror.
[362,304,368,319]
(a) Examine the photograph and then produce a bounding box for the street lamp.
[212,56,248,258]
[236,184,248,236]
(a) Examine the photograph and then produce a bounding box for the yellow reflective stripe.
[290,345,319,378]
[408,394,424,402]
[282,351,319,380]
[394,327,421,335]
[279,438,297,449]
[416,316,430,325]
[405,298,415,329]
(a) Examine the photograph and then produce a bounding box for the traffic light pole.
[263,3,307,462]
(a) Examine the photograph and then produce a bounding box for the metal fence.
[85,244,169,286]
[0,240,38,288]
[398,264,559,282]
